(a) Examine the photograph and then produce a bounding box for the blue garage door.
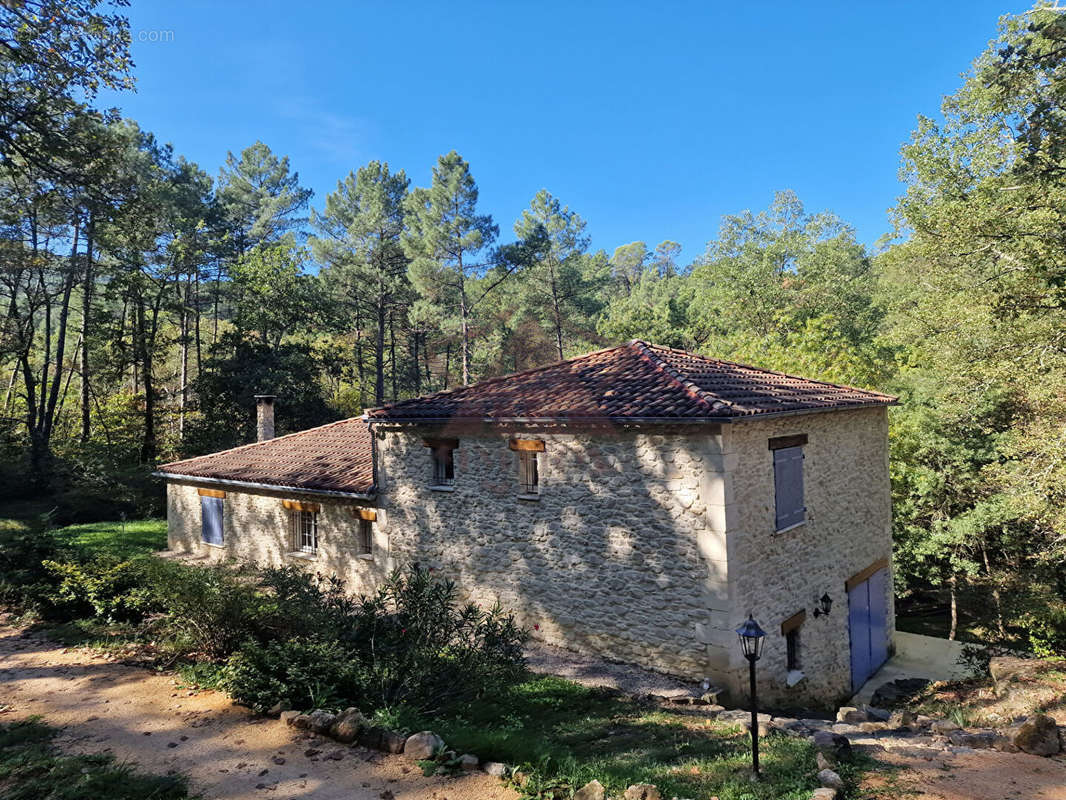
[849,565,889,690]
[201,495,224,545]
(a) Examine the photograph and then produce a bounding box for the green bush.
[222,636,359,712]
[347,566,528,713]
[0,522,63,611]
[144,560,274,660]
[43,557,158,622]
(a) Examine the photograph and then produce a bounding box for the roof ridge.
[159,416,365,470]
[640,342,894,400]
[627,340,734,414]
[367,341,634,414]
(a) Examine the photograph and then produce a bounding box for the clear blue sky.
[102,1,1029,263]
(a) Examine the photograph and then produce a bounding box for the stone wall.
[164,404,892,706]
[166,481,392,592]
[728,406,894,706]
[373,426,735,681]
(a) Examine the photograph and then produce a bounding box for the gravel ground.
[0,623,517,800]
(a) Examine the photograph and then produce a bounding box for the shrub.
[221,637,359,712]
[144,560,273,660]
[348,566,528,713]
[0,521,63,611]
[42,557,158,622]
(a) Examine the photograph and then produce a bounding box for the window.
[769,434,806,532]
[199,489,224,546]
[291,509,318,554]
[432,446,454,485]
[786,628,801,671]
[518,451,539,494]
[423,438,459,488]
[358,517,373,556]
[509,438,545,497]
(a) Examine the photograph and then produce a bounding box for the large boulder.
[811,731,853,762]
[574,779,606,800]
[307,709,337,735]
[836,706,866,724]
[623,785,662,800]
[818,769,845,791]
[329,708,366,744]
[1010,714,1062,756]
[403,731,444,760]
[947,728,997,749]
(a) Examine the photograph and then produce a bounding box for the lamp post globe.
[735,615,766,779]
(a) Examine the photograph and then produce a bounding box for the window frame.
[357,517,373,557]
[786,627,801,671]
[510,438,545,499]
[423,438,459,490]
[291,509,318,555]
[769,435,807,533]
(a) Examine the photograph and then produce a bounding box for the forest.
[1,1,1064,656]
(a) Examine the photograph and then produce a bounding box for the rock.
[799,718,832,731]
[306,710,337,735]
[574,779,607,800]
[380,729,406,754]
[1010,713,1062,756]
[482,761,508,777]
[888,709,916,729]
[864,705,891,722]
[459,754,479,771]
[287,712,312,729]
[403,731,444,760]
[870,678,930,708]
[930,719,961,735]
[266,701,290,717]
[716,709,749,723]
[357,726,384,750]
[623,784,662,800]
[325,748,345,761]
[818,769,845,791]
[836,706,866,724]
[915,714,935,728]
[329,708,366,744]
[831,723,862,736]
[811,730,853,761]
[815,751,835,771]
[811,789,838,800]
[271,756,286,765]
[947,729,996,749]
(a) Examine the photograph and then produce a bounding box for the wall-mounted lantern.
[812,592,833,618]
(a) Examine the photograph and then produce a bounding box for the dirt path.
[0,624,518,800]
[852,734,1066,799]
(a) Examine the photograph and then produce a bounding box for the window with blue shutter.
[201,495,224,545]
[772,442,805,531]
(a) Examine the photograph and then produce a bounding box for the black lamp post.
[736,614,766,779]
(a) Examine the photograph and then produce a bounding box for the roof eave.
[369,401,897,426]
[153,471,377,501]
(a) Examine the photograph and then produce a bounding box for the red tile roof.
[158,417,375,496]
[368,340,895,423]
[159,342,894,494]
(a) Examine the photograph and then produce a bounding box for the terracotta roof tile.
[368,340,896,422]
[158,417,374,495]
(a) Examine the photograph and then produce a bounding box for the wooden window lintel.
[780,609,806,635]
[197,487,226,498]
[509,438,545,452]
[768,434,808,450]
[282,499,320,513]
[348,507,377,521]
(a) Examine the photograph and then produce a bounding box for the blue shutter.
[201,496,224,545]
[773,445,805,530]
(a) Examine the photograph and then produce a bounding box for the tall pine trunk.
[80,215,94,442]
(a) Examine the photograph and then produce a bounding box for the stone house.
[159,341,896,705]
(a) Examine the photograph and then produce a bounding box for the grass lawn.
[0,718,191,800]
[0,500,166,558]
[51,518,167,558]
[387,676,864,800]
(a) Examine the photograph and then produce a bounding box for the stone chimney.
[255,395,276,442]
